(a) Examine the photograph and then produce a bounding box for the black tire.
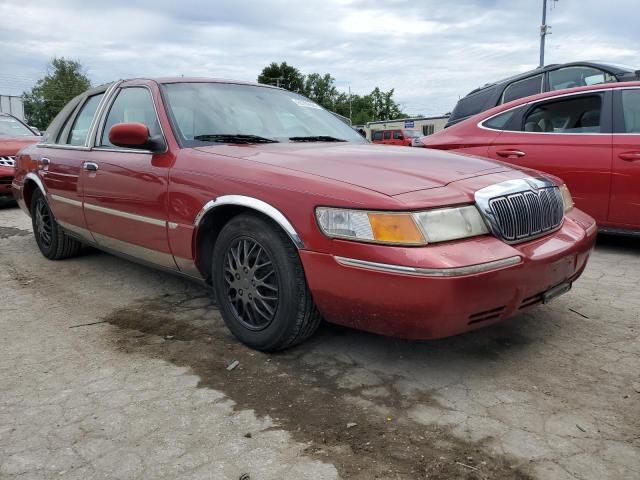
[30,189,82,260]
[212,213,321,351]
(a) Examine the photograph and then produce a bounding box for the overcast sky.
[1,0,638,116]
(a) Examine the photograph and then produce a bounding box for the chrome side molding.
[194,195,305,249]
[335,255,523,277]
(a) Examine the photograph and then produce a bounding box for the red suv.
[371,129,422,146]
[0,113,40,199]
[421,82,640,235]
[13,78,596,351]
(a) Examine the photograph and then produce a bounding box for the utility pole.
[539,0,557,67]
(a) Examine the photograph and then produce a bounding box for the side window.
[100,87,161,147]
[523,95,602,133]
[483,111,514,130]
[501,75,543,104]
[372,131,383,141]
[383,131,391,140]
[549,67,616,91]
[621,90,640,133]
[393,130,402,139]
[66,94,103,146]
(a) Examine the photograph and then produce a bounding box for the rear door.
[38,91,106,236]
[488,91,613,224]
[610,88,640,228]
[81,83,176,269]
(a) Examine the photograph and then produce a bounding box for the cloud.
[0,0,638,116]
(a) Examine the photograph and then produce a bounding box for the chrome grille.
[488,187,564,242]
[0,156,16,167]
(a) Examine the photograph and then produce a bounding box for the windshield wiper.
[288,135,347,142]
[193,134,279,144]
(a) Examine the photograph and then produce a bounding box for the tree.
[302,73,338,110]
[257,62,304,92]
[22,58,91,130]
[370,87,403,121]
[257,62,406,124]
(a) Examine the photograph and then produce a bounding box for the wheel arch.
[22,173,47,214]
[193,195,305,280]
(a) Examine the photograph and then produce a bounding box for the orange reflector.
[367,213,425,244]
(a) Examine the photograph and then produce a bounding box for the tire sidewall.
[213,215,306,350]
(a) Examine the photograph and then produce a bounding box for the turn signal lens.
[560,184,574,213]
[367,213,425,244]
[315,207,426,245]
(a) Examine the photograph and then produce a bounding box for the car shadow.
[595,232,640,253]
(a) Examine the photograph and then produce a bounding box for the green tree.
[302,73,338,110]
[370,87,403,121]
[257,62,305,92]
[22,58,91,130]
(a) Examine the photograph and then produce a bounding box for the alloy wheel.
[35,198,53,249]
[223,237,280,330]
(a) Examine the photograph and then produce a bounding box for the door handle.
[496,149,526,158]
[618,151,640,162]
[83,162,99,172]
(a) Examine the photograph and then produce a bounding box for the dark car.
[446,61,640,127]
[0,113,40,199]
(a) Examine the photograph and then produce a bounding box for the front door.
[81,85,176,269]
[610,88,640,228]
[488,91,613,224]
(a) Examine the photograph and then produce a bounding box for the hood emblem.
[525,179,540,192]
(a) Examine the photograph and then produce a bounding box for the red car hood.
[194,143,511,196]
[0,136,40,156]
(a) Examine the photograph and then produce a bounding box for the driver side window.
[100,87,161,147]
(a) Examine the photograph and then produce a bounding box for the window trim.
[92,84,168,154]
[478,89,614,135]
[499,74,544,105]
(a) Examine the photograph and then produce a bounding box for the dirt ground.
[1,201,638,479]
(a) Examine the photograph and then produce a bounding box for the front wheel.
[212,213,321,351]
[30,189,82,260]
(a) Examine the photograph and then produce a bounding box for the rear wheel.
[212,213,321,351]
[30,189,82,260]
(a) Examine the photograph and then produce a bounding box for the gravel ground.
[0,201,638,480]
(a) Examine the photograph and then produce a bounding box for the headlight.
[559,184,574,212]
[315,205,489,245]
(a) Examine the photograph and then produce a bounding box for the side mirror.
[108,123,164,151]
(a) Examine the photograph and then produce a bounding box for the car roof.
[473,80,640,122]
[465,60,637,97]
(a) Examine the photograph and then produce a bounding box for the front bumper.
[300,209,597,339]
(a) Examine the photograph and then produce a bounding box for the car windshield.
[162,82,366,146]
[0,115,34,137]
[403,130,421,137]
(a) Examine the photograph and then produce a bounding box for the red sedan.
[13,78,596,351]
[0,113,40,199]
[421,82,640,235]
